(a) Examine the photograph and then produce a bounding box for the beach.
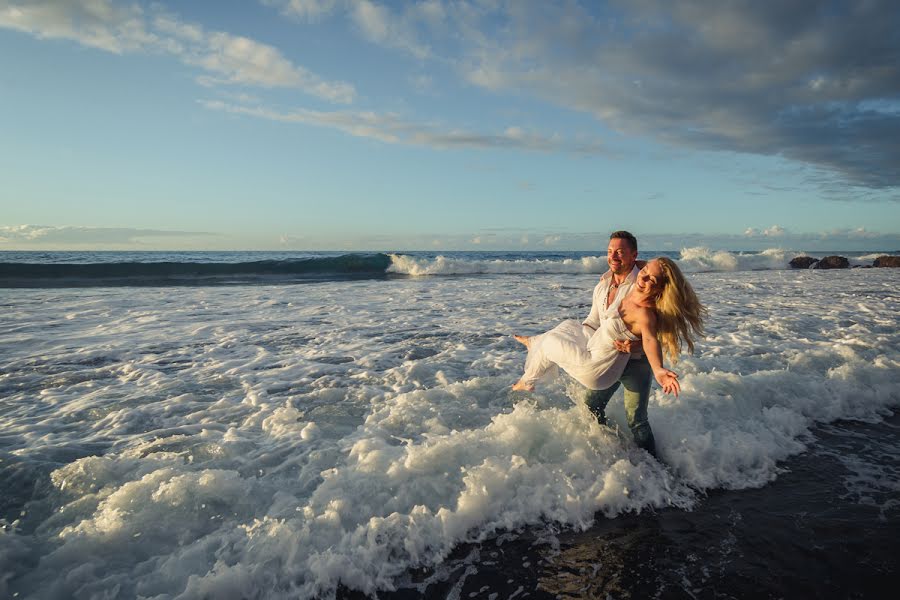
[1,250,898,599]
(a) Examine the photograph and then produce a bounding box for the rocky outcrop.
[789,256,819,269]
[873,255,900,267]
[815,255,849,269]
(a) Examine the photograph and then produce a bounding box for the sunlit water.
[1,265,898,599]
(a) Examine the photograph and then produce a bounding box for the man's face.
[607,238,637,275]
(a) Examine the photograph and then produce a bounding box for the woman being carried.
[512,257,704,396]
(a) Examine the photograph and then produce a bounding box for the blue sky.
[1,0,899,251]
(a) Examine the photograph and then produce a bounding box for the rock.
[815,255,849,269]
[873,255,900,268]
[789,256,819,269]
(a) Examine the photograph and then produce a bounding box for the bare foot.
[513,334,531,350]
[511,379,534,392]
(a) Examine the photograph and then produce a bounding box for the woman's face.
[635,260,665,295]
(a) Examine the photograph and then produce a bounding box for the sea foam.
[387,247,850,276]
[1,268,898,598]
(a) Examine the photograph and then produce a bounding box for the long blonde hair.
[653,257,706,362]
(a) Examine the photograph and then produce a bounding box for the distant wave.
[388,248,799,276]
[0,254,393,287]
[386,248,890,276]
[3,249,887,287]
[676,247,887,272]
[387,253,609,276]
[675,247,792,272]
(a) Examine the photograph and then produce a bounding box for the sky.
[1,0,899,251]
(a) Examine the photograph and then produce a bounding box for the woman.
[512,257,705,396]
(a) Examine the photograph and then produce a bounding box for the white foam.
[676,246,797,272]
[1,267,898,598]
[387,253,608,276]
[386,248,883,276]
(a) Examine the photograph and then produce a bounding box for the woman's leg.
[514,323,592,390]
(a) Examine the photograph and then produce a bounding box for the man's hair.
[609,230,637,252]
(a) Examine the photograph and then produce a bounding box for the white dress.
[519,305,639,390]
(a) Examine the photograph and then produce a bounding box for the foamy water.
[1,268,898,599]
[384,247,889,276]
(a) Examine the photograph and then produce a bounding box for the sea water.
[1,249,898,599]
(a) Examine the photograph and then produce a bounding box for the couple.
[512,231,706,457]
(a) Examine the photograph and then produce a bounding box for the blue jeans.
[582,356,657,457]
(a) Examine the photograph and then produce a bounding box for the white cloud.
[200,99,605,154]
[414,0,446,28]
[0,225,214,245]
[0,0,355,102]
[542,235,561,246]
[183,31,354,101]
[350,0,430,59]
[743,225,787,238]
[265,0,341,21]
[0,0,157,53]
[825,227,882,240]
[291,1,898,192]
[650,227,900,251]
[279,233,307,245]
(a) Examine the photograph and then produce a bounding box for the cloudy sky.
[2,0,899,251]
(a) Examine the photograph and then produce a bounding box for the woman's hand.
[654,368,680,396]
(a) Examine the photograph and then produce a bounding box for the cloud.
[349,0,430,59]
[279,233,307,246]
[451,226,900,251]
[291,1,898,191]
[690,226,900,251]
[745,225,786,237]
[0,0,355,102]
[455,0,900,190]
[263,0,341,22]
[0,0,157,53]
[266,0,432,58]
[0,225,216,245]
[542,235,562,246]
[200,99,606,154]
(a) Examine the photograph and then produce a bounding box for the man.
[580,230,657,457]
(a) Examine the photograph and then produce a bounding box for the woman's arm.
[637,312,681,396]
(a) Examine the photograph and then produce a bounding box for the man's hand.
[613,339,638,354]
[654,368,680,396]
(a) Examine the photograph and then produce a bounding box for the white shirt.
[582,265,643,358]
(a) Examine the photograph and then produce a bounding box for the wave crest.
[388,254,608,276]
[676,247,791,272]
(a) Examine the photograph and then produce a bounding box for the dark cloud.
[454,0,900,191]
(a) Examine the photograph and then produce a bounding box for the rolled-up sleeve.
[582,281,605,330]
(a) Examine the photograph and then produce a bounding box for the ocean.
[1,249,898,599]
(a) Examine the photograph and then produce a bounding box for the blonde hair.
[653,257,706,362]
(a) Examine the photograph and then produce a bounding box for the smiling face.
[607,237,638,276]
[635,259,665,295]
